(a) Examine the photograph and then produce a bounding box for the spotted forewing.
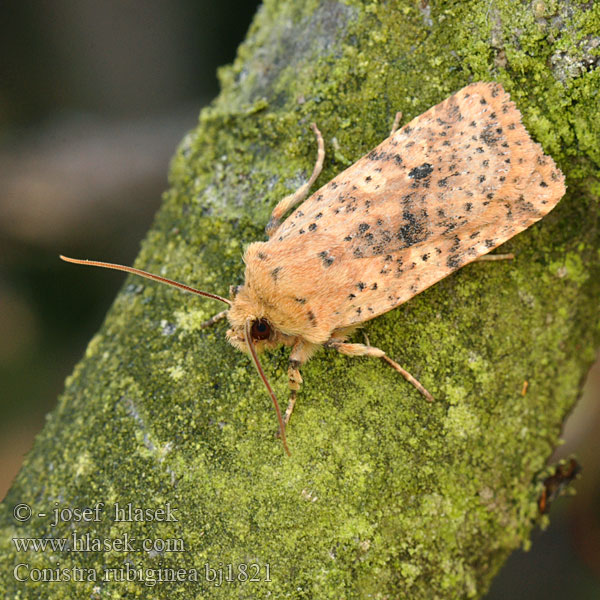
[241,82,565,345]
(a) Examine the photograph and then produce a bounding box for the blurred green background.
[0,1,598,597]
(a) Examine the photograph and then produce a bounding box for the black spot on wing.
[397,210,430,247]
[408,163,433,180]
[318,251,335,267]
[447,254,462,269]
[480,125,500,146]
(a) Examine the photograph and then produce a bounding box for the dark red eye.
[251,319,271,341]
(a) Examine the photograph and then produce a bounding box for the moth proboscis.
[62,81,566,456]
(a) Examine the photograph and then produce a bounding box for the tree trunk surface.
[1,1,599,598]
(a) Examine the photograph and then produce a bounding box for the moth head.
[221,285,294,454]
[225,317,274,353]
[225,284,297,354]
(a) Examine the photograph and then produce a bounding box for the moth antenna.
[59,255,231,306]
[244,319,291,456]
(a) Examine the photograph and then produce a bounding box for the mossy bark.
[1,1,599,598]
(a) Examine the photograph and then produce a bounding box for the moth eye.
[251,319,271,341]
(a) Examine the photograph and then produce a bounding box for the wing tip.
[460,81,566,210]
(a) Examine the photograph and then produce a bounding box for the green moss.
[1,1,598,598]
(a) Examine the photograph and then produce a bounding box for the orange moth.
[61,82,565,456]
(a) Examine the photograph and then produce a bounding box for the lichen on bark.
[1,1,599,598]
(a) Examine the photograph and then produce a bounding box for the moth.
[62,82,566,456]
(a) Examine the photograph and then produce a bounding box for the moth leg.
[265,123,325,238]
[390,111,403,136]
[199,310,228,329]
[283,391,297,429]
[275,370,299,436]
[380,355,434,402]
[275,339,317,437]
[473,253,514,262]
[326,339,434,402]
[285,356,303,429]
